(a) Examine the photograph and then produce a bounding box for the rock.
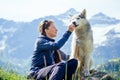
[101,74,116,80]
[80,70,116,80]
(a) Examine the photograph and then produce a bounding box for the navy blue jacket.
[30,31,71,71]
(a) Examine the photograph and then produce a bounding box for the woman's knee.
[67,58,78,71]
[69,58,78,66]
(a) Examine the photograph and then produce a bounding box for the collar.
[40,35,55,42]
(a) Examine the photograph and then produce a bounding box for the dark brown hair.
[38,20,54,35]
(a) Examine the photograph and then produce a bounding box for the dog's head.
[70,9,89,28]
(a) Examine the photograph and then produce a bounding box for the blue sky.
[0,0,120,22]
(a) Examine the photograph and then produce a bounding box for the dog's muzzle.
[72,22,78,27]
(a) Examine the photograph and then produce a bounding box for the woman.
[27,20,78,80]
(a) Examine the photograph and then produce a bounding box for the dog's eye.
[79,15,85,19]
[77,17,80,20]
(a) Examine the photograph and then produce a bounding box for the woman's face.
[45,22,58,38]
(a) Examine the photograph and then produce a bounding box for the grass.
[96,58,120,80]
[0,67,27,80]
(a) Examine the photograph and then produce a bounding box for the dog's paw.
[82,70,90,77]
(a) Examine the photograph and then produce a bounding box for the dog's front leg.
[83,55,91,76]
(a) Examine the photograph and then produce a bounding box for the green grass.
[96,58,120,80]
[117,76,120,80]
[0,68,27,80]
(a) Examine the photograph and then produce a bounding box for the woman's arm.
[37,31,71,50]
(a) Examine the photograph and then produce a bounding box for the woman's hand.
[68,23,76,32]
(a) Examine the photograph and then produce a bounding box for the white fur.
[70,9,93,77]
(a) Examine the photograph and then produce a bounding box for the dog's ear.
[81,9,86,18]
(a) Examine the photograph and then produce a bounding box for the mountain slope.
[92,23,120,66]
[89,12,120,25]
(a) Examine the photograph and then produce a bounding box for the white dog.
[70,9,93,77]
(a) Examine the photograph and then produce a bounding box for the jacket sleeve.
[38,31,71,50]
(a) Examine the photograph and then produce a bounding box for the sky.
[0,0,120,22]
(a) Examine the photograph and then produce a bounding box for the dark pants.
[28,59,78,80]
